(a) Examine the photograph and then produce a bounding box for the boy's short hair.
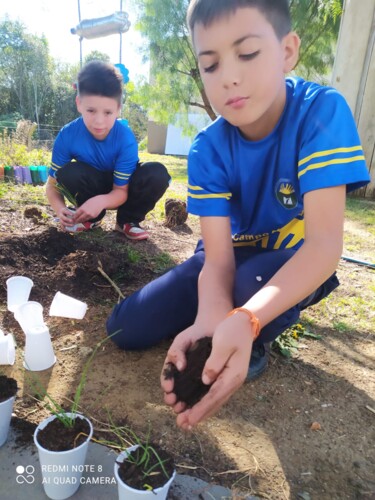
[187,0,291,40]
[77,61,123,105]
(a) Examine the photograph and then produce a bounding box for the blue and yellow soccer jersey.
[187,77,370,251]
[49,117,138,186]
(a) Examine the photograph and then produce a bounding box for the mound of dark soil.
[0,227,128,304]
[0,375,18,402]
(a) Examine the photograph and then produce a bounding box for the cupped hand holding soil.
[163,337,212,408]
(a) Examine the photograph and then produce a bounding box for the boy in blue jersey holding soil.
[46,60,170,240]
[107,0,370,427]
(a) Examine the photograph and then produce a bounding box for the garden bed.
[0,184,374,499]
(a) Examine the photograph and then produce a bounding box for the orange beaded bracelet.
[226,307,261,341]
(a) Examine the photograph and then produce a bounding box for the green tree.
[133,0,343,131]
[123,82,148,142]
[44,62,80,137]
[84,50,111,64]
[0,18,54,135]
[132,0,212,136]
[291,0,343,83]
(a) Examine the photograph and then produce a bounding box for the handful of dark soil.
[0,375,18,403]
[164,337,212,407]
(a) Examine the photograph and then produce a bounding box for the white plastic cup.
[0,330,15,366]
[114,445,176,500]
[14,301,46,335]
[0,396,15,447]
[49,292,87,320]
[6,276,34,313]
[24,325,56,371]
[34,413,93,500]
[65,208,80,232]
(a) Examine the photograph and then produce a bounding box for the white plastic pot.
[6,276,33,312]
[0,329,16,366]
[24,325,56,371]
[114,445,176,500]
[34,413,93,500]
[49,292,87,320]
[14,301,46,335]
[0,395,15,447]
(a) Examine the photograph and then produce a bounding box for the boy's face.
[193,7,300,140]
[76,95,121,140]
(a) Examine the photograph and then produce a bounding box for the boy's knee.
[56,161,90,186]
[55,162,76,184]
[106,309,137,350]
[141,162,171,191]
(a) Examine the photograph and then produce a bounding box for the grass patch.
[127,247,142,264]
[332,321,351,333]
[0,183,47,206]
[148,252,174,274]
[139,152,187,184]
[346,197,375,230]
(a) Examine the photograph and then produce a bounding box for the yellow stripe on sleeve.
[298,156,365,178]
[188,192,232,200]
[298,146,363,167]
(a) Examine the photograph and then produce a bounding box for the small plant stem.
[73,431,90,448]
[97,260,125,299]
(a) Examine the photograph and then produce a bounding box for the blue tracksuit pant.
[106,240,339,350]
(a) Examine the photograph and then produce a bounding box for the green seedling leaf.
[27,330,122,428]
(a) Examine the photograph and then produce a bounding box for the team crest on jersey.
[275,180,297,209]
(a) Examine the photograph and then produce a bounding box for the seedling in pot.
[55,182,78,209]
[99,415,175,492]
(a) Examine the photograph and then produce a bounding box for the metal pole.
[341,255,375,270]
[119,0,123,64]
[78,0,83,68]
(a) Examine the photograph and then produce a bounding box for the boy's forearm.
[94,187,128,210]
[194,216,235,332]
[244,236,342,328]
[46,181,66,214]
[244,186,345,329]
[195,260,235,332]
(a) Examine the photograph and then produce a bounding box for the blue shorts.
[106,241,339,350]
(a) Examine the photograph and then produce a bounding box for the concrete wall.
[332,0,375,198]
[148,114,211,156]
[147,121,168,155]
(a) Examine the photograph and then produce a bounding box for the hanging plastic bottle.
[71,12,131,39]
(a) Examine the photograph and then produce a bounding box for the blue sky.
[0,0,149,80]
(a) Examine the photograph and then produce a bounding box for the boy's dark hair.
[77,60,123,104]
[187,0,291,40]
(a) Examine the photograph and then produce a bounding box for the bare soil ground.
[0,196,374,500]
